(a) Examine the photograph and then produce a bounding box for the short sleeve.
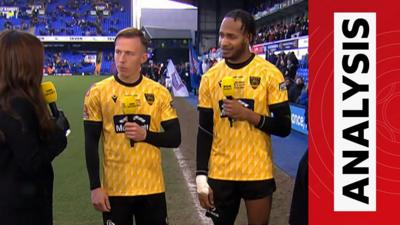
[267,70,288,106]
[160,87,178,122]
[197,75,212,109]
[83,84,102,122]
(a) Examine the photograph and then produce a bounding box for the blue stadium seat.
[0,0,132,36]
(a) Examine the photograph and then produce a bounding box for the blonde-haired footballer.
[84,27,181,225]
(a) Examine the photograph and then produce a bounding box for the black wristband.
[196,170,208,176]
[257,115,266,129]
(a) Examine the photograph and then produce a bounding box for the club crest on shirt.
[111,95,118,103]
[144,93,155,105]
[249,76,261,89]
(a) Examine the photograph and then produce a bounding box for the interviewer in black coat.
[0,30,69,225]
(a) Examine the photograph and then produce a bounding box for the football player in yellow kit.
[196,9,291,225]
[84,28,181,225]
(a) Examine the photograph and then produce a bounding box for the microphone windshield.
[121,96,137,114]
[41,81,57,103]
[221,76,235,97]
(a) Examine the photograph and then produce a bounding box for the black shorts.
[289,150,308,225]
[102,193,168,225]
[207,178,276,225]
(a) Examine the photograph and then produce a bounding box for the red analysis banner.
[309,0,400,224]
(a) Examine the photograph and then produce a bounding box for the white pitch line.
[173,147,212,225]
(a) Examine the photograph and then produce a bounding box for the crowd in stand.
[44,52,74,75]
[246,1,308,105]
[254,15,308,44]
[250,0,304,20]
[247,0,308,44]
[44,49,102,75]
[250,0,283,17]
[1,0,129,36]
[266,51,307,105]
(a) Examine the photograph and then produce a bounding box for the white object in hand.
[196,175,210,195]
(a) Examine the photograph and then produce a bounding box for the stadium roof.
[143,26,192,39]
[171,0,196,7]
[141,0,197,9]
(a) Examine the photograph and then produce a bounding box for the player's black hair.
[224,9,256,44]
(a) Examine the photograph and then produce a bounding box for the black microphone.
[221,76,235,127]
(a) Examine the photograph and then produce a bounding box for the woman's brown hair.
[0,30,55,140]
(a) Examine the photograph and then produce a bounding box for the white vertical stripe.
[334,12,376,211]
[173,148,212,225]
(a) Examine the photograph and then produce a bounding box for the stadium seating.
[0,0,131,36]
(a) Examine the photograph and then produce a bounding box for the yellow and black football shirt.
[198,54,288,181]
[83,75,177,196]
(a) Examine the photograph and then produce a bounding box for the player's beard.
[224,40,249,63]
